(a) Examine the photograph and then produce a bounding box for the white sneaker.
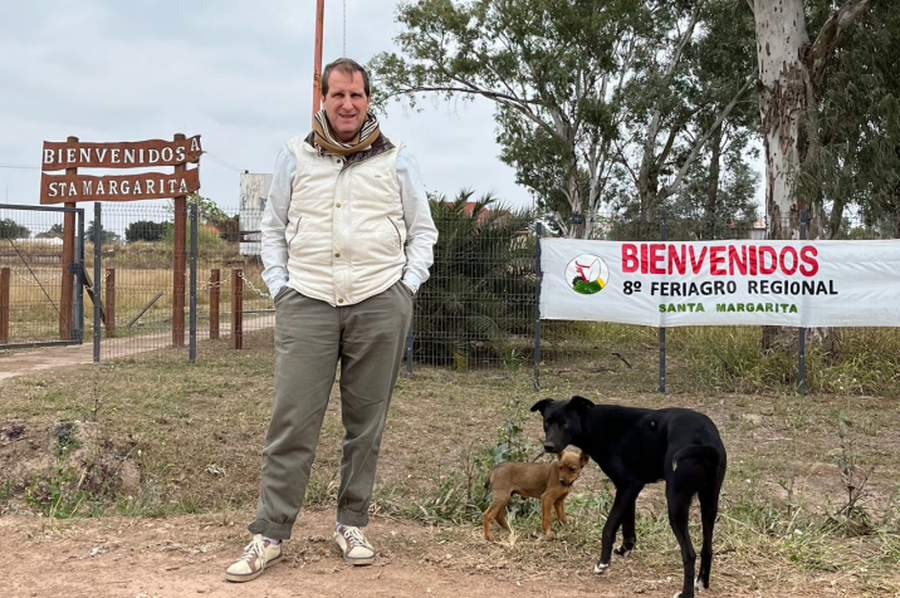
[334,524,375,566]
[225,534,283,582]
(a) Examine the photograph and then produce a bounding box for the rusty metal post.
[105,268,116,337]
[231,268,243,350]
[209,269,220,340]
[0,267,9,344]
[312,0,325,122]
[60,135,78,339]
[172,133,187,347]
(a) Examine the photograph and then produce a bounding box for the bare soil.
[2,333,899,598]
[0,509,839,598]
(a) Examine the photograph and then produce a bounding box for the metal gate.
[0,203,86,349]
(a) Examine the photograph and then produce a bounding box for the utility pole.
[312,0,325,123]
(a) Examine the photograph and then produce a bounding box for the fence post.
[93,202,101,362]
[231,268,243,349]
[172,134,187,348]
[534,222,543,391]
[105,268,116,337]
[60,136,78,341]
[798,210,807,395]
[0,267,9,344]
[209,269,220,340]
[659,208,667,394]
[405,311,414,377]
[189,200,198,363]
[74,208,85,342]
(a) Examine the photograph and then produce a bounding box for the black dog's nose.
[544,443,556,453]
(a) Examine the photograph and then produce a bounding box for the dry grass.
[1,330,899,596]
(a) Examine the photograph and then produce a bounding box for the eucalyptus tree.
[613,0,759,240]
[751,0,874,240]
[371,0,758,239]
[799,0,900,239]
[370,0,628,238]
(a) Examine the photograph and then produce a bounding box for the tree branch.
[660,76,755,200]
[809,0,873,85]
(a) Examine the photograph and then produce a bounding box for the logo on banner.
[566,254,610,295]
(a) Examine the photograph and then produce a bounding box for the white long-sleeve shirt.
[259,139,437,300]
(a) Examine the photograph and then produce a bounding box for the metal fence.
[0,203,86,348]
[2,200,897,392]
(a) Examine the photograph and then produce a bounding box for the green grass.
[2,326,900,595]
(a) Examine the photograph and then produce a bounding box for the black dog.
[531,396,726,598]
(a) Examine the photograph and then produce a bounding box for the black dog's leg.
[614,494,639,556]
[696,484,720,590]
[595,485,641,573]
[667,483,697,598]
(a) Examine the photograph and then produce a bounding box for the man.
[226,57,438,582]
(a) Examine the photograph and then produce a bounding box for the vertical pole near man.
[59,135,78,340]
[172,133,187,347]
[312,0,325,123]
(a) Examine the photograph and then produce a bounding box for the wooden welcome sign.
[40,135,202,204]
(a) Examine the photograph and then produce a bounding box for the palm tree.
[414,190,537,369]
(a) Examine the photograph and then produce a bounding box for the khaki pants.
[249,281,413,540]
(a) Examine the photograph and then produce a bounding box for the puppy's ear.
[557,450,566,461]
[569,395,594,412]
[579,451,590,467]
[530,398,552,414]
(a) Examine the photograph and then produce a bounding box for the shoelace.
[342,526,372,550]
[240,537,265,562]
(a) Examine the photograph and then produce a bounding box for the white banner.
[540,239,900,327]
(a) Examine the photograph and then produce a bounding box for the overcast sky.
[0,0,535,215]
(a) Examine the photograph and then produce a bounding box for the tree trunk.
[753,0,817,240]
[754,0,826,353]
[704,124,724,240]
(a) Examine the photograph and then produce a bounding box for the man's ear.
[569,395,594,413]
[530,398,553,414]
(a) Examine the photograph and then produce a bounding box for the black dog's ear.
[569,395,594,412]
[530,398,553,414]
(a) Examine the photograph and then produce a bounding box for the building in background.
[238,172,272,256]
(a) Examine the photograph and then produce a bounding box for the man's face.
[323,69,371,143]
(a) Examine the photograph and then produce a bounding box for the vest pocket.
[287,218,302,250]
[386,218,402,254]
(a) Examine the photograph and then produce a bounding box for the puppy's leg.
[614,498,638,556]
[483,495,509,541]
[540,494,555,536]
[553,495,567,526]
[666,482,697,598]
[495,506,510,531]
[595,485,642,573]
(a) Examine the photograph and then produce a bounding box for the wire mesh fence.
[2,200,898,385]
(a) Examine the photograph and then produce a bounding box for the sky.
[0,0,535,217]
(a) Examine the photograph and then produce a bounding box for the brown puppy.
[483,449,589,541]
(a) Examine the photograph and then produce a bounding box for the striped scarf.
[312,108,381,155]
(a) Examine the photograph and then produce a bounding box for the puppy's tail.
[481,467,496,503]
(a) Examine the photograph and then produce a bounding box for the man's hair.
[321,58,371,97]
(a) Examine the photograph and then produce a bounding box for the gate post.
[0,267,9,344]
[59,135,78,340]
[231,268,243,349]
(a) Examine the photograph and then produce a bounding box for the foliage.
[797,0,900,239]
[36,223,64,239]
[370,0,758,238]
[0,218,30,239]
[414,190,537,367]
[87,219,120,244]
[125,220,171,243]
